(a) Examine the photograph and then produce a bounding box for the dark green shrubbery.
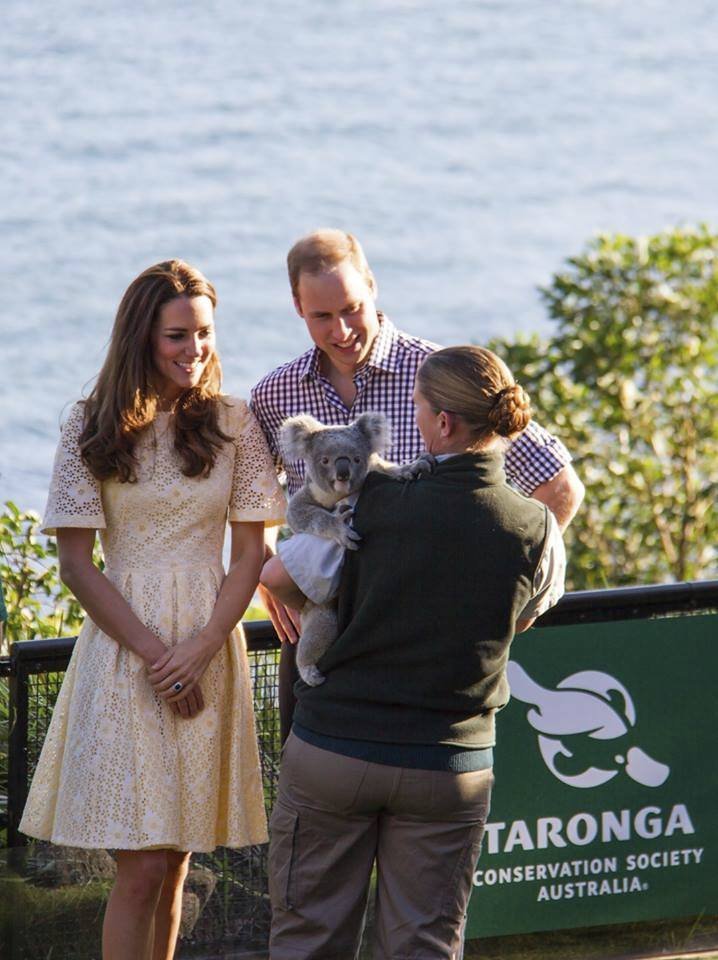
[491,225,718,590]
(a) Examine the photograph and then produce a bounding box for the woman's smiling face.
[151,295,216,403]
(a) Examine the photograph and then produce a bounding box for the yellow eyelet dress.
[20,397,285,852]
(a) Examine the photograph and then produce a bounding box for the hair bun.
[487,384,532,438]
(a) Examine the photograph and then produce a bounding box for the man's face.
[294,261,380,377]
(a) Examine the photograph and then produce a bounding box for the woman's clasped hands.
[148,628,224,719]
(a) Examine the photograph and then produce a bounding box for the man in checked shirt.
[250,229,584,741]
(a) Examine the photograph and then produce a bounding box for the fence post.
[7,643,29,850]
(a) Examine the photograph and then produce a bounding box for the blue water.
[2,0,717,511]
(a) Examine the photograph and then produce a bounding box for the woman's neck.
[432,435,501,456]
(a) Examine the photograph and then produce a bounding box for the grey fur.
[279,412,434,686]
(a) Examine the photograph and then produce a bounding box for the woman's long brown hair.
[79,260,231,482]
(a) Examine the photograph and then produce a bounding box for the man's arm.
[505,421,584,531]
[530,464,585,532]
[260,555,307,611]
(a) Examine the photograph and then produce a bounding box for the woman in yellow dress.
[20,260,285,960]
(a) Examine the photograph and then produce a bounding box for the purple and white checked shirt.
[250,315,571,496]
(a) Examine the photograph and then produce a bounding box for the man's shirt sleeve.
[505,420,573,496]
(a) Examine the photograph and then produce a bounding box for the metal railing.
[534,578,718,626]
[1,623,283,955]
[1,580,717,957]
[3,624,281,853]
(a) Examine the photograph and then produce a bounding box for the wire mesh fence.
[26,669,64,777]
[1,628,281,959]
[186,641,281,952]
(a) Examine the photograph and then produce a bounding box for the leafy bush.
[491,225,718,589]
[0,502,92,654]
[0,855,109,959]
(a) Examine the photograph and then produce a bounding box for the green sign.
[466,613,718,939]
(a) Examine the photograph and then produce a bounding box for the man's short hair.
[287,229,376,300]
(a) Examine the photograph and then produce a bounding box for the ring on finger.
[173,681,183,693]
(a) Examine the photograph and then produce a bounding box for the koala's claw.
[335,502,354,519]
[300,664,326,687]
[336,522,361,550]
[399,453,436,480]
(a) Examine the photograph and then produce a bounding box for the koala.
[279,411,433,686]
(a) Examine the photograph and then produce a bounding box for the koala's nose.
[335,457,351,481]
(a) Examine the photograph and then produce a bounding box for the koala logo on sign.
[507,661,670,790]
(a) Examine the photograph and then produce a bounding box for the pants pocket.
[269,802,300,911]
[439,819,488,922]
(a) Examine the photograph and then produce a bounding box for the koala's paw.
[330,506,361,550]
[300,664,326,687]
[397,453,436,480]
[335,520,362,551]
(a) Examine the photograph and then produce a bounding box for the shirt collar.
[299,313,402,383]
[298,347,322,382]
[364,313,402,374]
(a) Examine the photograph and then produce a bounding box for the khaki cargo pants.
[269,732,493,960]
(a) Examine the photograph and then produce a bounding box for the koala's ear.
[279,414,324,460]
[353,412,391,453]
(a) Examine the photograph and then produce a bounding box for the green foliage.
[0,859,109,959]
[491,225,718,589]
[0,502,93,653]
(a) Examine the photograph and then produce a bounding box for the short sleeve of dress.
[226,398,286,525]
[41,402,107,536]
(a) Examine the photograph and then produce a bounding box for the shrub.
[0,502,91,654]
[491,225,718,589]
